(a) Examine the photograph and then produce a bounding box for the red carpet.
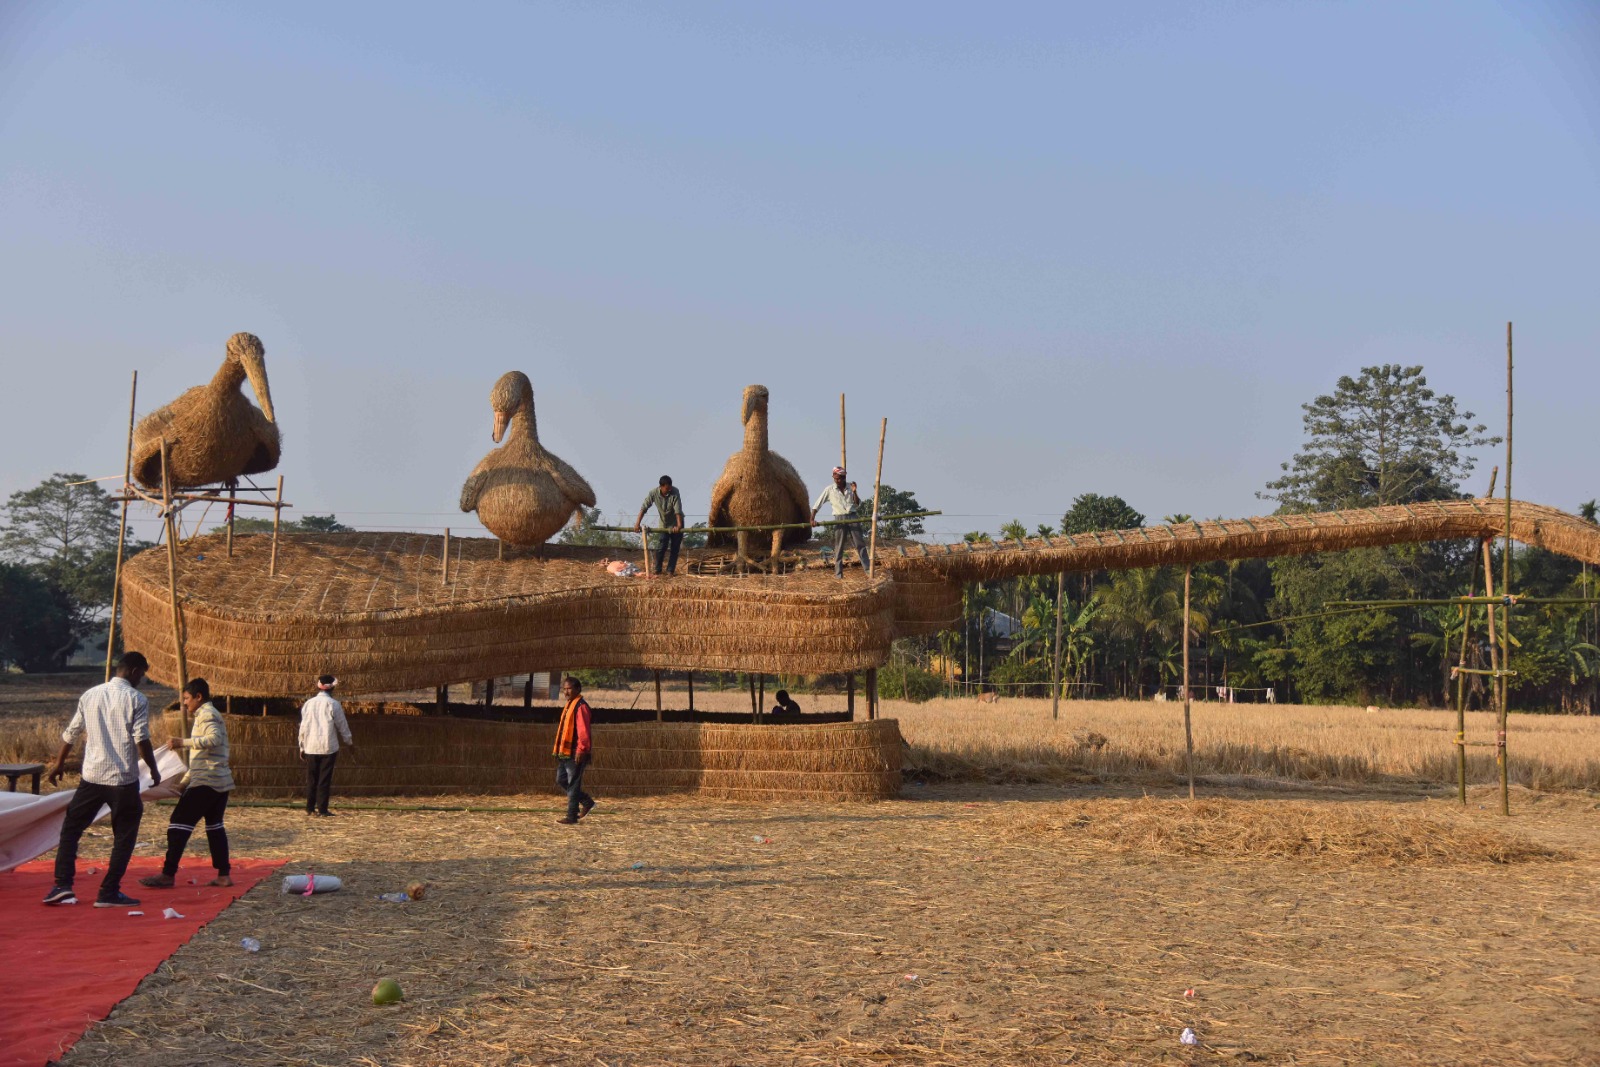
[0,856,282,1067]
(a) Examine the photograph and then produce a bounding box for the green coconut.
[371,978,403,1005]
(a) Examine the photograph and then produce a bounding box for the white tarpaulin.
[0,747,186,872]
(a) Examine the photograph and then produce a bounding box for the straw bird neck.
[211,357,247,393]
[743,404,768,452]
[510,387,538,444]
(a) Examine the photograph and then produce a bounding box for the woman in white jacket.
[140,678,234,889]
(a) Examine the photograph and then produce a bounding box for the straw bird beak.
[493,410,509,443]
[243,350,275,424]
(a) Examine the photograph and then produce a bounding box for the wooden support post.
[483,678,494,707]
[1500,321,1513,817]
[687,671,695,712]
[1455,549,1479,807]
[1182,565,1195,801]
[226,482,236,559]
[866,418,887,577]
[847,673,856,719]
[159,439,190,747]
[498,538,504,561]
[1051,571,1064,721]
[441,528,451,585]
[758,674,765,718]
[268,475,284,577]
[105,370,137,681]
[840,393,847,472]
[654,669,663,722]
[748,674,758,722]
[524,676,534,708]
[867,667,879,721]
[436,685,448,714]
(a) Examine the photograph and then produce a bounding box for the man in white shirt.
[42,651,163,907]
[299,674,354,817]
[810,466,871,578]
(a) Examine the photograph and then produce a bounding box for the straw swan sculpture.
[129,333,279,490]
[459,371,595,549]
[708,384,811,569]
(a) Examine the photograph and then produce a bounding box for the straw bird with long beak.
[708,384,811,569]
[130,332,279,489]
[460,371,596,549]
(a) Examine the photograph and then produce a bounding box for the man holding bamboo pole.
[811,467,868,578]
[634,475,685,577]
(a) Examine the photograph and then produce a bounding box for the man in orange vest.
[553,676,595,824]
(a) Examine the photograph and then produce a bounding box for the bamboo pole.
[105,370,137,681]
[758,674,765,718]
[867,667,879,721]
[1183,565,1195,801]
[159,439,190,748]
[441,528,451,585]
[687,671,694,712]
[654,670,663,722]
[1455,466,1497,806]
[840,393,847,472]
[846,673,855,719]
[592,510,939,535]
[866,418,887,578]
[1051,571,1065,721]
[1500,321,1513,817]
[523,676,533,709]
[226,482,236,558]
[748,674,758,722]
[268,475,284,578]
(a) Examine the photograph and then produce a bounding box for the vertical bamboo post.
[159,439,191,746]
[758,674,765,718]
[748,673,758,722]
[1182,565,1195,801]
[1455,554,1478,807]
[866,418,887,577]
[867,667,879,721]
[105,370,137,681]
[226,482,236,558]
[498,538,504,561]
[1051,571,1065,721]
[840,393,847,472]
[654,669,663,722]
[846,673,856,718]
[436,685,448,713]
[524,676,533,708]
[268,475,284,577]
[441,528,451,585]
[687,671,695,712]
[1500,321,1513,816]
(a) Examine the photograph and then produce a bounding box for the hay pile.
[996,797,1570,865]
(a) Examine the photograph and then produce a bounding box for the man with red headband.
[811,466,870,578]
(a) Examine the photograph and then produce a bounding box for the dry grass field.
[7,675,1600,1064]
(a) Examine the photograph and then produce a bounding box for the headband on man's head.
[316,674,338,691]
[832,466,847,477]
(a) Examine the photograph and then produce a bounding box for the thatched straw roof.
[118,498,1600,695]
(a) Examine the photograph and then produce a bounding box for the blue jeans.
[556,758,593,820]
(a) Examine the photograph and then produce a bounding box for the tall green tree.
[1061,493,1145,534]
[1262,364,1498,510]
[859,485,927,538]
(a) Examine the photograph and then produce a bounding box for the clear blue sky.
[2,1,1596,543]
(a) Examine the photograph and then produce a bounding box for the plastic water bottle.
[377,892,410,903]
[240,937,261,953]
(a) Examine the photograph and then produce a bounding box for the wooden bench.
[0,763,45,794]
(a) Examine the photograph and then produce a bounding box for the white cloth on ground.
[0,747,184,872]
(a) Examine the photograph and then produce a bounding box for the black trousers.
[162,785,231,876]
[304,752,338,813]
[651,530,684,575]
[54,781,143,898]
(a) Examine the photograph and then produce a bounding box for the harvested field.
[48,785,1600,1066]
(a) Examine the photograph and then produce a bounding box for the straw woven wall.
[121,499,1600,695]
[163,711,903,801]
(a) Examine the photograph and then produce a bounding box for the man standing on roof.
[553,675,595,824]
[299,674,353,817]
[633,475,686,577]
[42,651,163,908]
[811,466,870,578]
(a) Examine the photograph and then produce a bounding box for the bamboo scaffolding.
[1183,565,1195,801]
[591,510,940,535]
[1051,571,1064,721]
[867,418,887,578]
[268,476,284,578]
[105,371,137,681]
[1500,321,1513,817]
[159,439,190,749]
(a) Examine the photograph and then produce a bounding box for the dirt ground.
[43,782,1600,1067]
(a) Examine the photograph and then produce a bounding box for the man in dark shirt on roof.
[634,475,686,577]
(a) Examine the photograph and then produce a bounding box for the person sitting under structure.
[769,690,803,716]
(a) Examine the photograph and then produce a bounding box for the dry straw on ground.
[54,786,1600,1067]
[129,331,279,489]
[459,370,596,547]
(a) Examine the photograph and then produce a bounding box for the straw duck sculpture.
[460,371,596,549]
[130,332,279,489]
[708,384,811,569]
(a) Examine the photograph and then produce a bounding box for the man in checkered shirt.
[42,651,163,908]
